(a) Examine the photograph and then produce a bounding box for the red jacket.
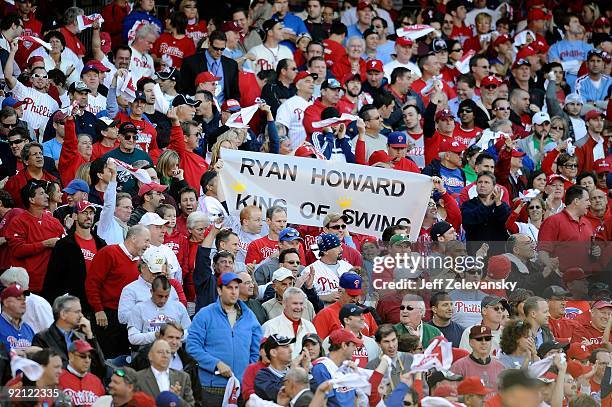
[59,117,89,187]
[60,26,86,57]
[101,1,131,50]
[321,38,347,68]
[303,98,335,137]
[4,169,58,209]
[59,369,105,406]
[330,56,367,86]
[85,244,139,311]
[576,135,612,174]
[5,210,64,292]
[168,125,208,192]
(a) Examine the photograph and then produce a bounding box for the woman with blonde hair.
[178,0,207,46]
[209,132,236,168]
[156,149,189,195]
[464,13,493,53]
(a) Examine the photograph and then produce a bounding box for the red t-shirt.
[91,141,118,162]
[115,112,158,153]
[453,126,482,150]
[450,24,473,45]
[571,321,605,352]
[186,21,207,46]
[538,210,594,271]
[74,234,98,271]
[312,301,378,339]
[152,33,196,68]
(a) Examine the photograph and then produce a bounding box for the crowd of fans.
[0,0,610,405]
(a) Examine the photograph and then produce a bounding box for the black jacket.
[42,109,98,142]
[460,197,511,255]
[180,51,240,99]
[260,80,295,116]
[43,231,107,314]
[32,323,106,379]
[131,343,202,406]
[193,246,216,312]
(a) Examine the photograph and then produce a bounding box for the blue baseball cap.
[279,227,303,242]
[156,391,180,407]
[217,272,242,287]
[317,233,341,252]
[62,179,89,195]
[339,273,363,295]
[1,97,23,109]
[387,131,408,147]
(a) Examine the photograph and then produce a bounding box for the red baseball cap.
[295,142,323,159]
[75,200,96,213]
[27,55,44,67]
[594,158,611,174]
[532,39,549,54]
[52,110,68,123]
[329,329,364,347]
[396,36,414,47]
[221,99,241,112]
[457,377,493,396]
[562,267,587,285]
[366,59,383,73]
[138,182,168,196]
[68,339,94,353]
[220,21,241,33]
[368,150,393,166]
[195,71,221,85]
[493,34,511,47]
[0,284,26,301]
[439,138,465,154]
[516,46,538,60]
[481,75,503,87]
[433,383,459,398]
[435,109,454,121]
[293,71,318,85]
[357,0,374,11]
[547,174,566,185]
[584,109,605,121]
[511,149,526,158]
[527,8,551,21]
[592,300,612,309]
[487,255,511,280]
[85,60,111,72]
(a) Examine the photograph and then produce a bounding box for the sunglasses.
[285,260,301,265]
[528,205,542,210]
[1,122,17,128]
[122,134,136,140]
[562,164,578,169]
[75,353,92,359]
[459,109,473,114]
[400,305,414,311]
[495,106,510,111]
[551,126,564,131]
[474,336,493,342]
[329,224,347,230]
[484,84,498,90]
[8,138,25,145]
[211,45,226,52]
[32,73,48,79]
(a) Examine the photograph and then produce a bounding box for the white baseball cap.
[272,267,295,282]
[141,246,167,274]
[139,212,169,226]
[532,112,551,125]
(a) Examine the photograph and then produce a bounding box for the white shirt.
[276,95,313,149]
[127,298,191,345]
[130,47,155,82]
[262,313,317,358]
[383,60,422,82]
[249,43,294,73]
[151,367,170,392]
[306,259,353,297]
[118,276,180,324]
[31,47,83,87]
[11,81,59,133]
[591,134,605,161]
[97,181,129,245]
[87,93,107,116]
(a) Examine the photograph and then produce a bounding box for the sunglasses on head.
[114,369,134,383]
[400,305,414,311]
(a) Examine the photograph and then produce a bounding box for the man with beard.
[576,110,608,174]
[517,112,554,169]
[428,291,465,347]
[44,201,106,313]
[336,73,364,115]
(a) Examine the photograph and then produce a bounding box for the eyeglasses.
[1,121,17,128]
[32,73,48,79]
[211,45,226,52]
[329,224,347,230]
[495,106,510,111]
[551,126,564,131]
[474,336,493,342]
[400,305,414,311]
[122,134,136,140]
[8,138,24,145]
[562,164,578,169]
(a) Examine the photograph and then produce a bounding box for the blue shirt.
[347,23,366,39]
[57,327,74,349]
[272,13,308,52]
[42,138,63,162]
[0,314,34,352]
[205,50,225,104]
[440,165,465,199]
[311,362,356,407]
[376,40,395,64]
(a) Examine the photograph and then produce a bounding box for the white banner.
[219,149,432,240]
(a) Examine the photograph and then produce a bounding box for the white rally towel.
[226,104,259,129]
[10,351,43,380]
[421,396,466,407]
[410,336,453,373]
[396,25,437,41]
[312,113,359,129]
[77,14,105,31]
[109,158,152,185]
[222,374,241,406]
[117,72,138,103]
[60,100,81,117]
[474,129,508,150]
[528,354,560,378]
[18,36,52,51]
[518,188,541,203]
[455,50,476,74]
[246,394,282,407]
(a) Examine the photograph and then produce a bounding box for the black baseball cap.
[172,94,202,108]
[481,295,509,312]
[133,91,147,103]
[339,304,370,323]
[156,67,180,82]
[118,122,138,135]
[430,221,453,242]
[95,117,120,134]
[427,370,463,390]
[537,340,569,359]
[263,334,296,354]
